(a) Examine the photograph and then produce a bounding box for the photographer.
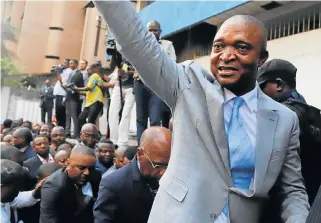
[106,39,135,146]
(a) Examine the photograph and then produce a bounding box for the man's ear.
[137,148,143,162]
[276,78,284,92]
[65,158,71,169]
[258,50,269,67]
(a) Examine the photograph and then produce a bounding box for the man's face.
[80,130,98,149]
[210,22,267,93]
[63,60,69,68]
[137,146,170,181]
[22,123,31,130]
[51,130,66,147]
[79,60,87,71]
[40,125,51,138]
[45,80,50,87]
[55,152,70,168]
[33,137,50,157]
[69,61,77,70]
[147,23,161,40]
[12,131,24,148]
[260,82,279,100]
[97,144,115,165]
[66,154,96,186]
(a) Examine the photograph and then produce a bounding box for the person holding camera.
[64,59,84,139]
[133,20,176,144]
[108,56,135,147]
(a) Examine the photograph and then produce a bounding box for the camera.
[106,38,117,56]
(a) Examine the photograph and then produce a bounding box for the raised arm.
[93,1,188,108]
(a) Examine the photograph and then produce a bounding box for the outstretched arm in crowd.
[94,1,189,109]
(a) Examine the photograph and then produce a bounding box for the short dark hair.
[22,121,32,129]
[70,59,78,65]
[37,163,60,180]
[33,135,48,142]
[1,159,24,185]
[0,145,23,165]
[124,146,137,161]
[98,139,115,150]
[3,119,12,129]
[14,127,33,144]
[57,143,73,152]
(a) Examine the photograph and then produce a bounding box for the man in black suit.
[40,144,98,223]
[94,127,172,223]
[12,127,36,161]
[65,59,84,138]
[40,79,55,124]
[24,135,54,187]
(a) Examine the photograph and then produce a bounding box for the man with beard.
[40,145,98,223]
[24,135,54,187]
[12,127,36,160]
[94,127,172,223]
[80,123,100,150]
[39,124,52,143]
[95,139,115,174]
[50,126,66,156]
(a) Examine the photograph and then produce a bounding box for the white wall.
[194,29,321,109]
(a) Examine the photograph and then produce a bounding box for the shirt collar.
[37,153,55,164]
[223,85,258,113]
[20,145,29,153]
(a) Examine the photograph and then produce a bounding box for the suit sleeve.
[278,114,310,223]
[39,181,60,223]
[93,178,118,223]
[77,72,84,88]
[93,1,189,109]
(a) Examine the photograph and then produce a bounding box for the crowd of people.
[1,1,321,223]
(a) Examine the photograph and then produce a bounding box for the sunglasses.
[140,146,168,169]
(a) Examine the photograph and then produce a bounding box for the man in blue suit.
[12,127,36,161]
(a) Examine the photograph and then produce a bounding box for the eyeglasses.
[140,147,168,169]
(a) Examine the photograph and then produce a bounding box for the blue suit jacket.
[94,158,154,223]
[22,145,36,161]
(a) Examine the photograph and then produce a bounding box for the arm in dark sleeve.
[77,72,84,88]
[93,179,119,223]
[39,181,60,223]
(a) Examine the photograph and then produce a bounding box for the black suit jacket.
[23,155,43,188]
[40,86,55,108]
[22,144,37,161]
[94,158,154,223]
[66,69,84,101]
[306,185,321,223]
[40,168,101,223]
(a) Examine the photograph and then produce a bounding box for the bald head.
[219,14,267,52]
[51,126,65,136]
[81,123,99,134]
[147,20,161,40]
[70,144,96,159]
[140,126,172,153]
[54,150,70,168]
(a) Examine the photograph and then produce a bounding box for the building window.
[266,3,321,41]
[49,27,64,31]
[45,55,60,60]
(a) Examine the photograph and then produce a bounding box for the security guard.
[258,59,321,205]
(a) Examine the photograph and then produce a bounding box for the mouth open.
[218,66,238,71]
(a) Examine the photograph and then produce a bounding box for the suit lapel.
[254,90,279,193]
[204,78,230,177]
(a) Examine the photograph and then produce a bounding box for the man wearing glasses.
[80,123,100,150]
[94,127,172,223]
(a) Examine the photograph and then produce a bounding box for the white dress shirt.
[215,86,258,223]
[53,68,72,96]
[1,191,39,223]
[37,154,55,164]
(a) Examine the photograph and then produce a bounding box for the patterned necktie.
[223,97,255,216]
